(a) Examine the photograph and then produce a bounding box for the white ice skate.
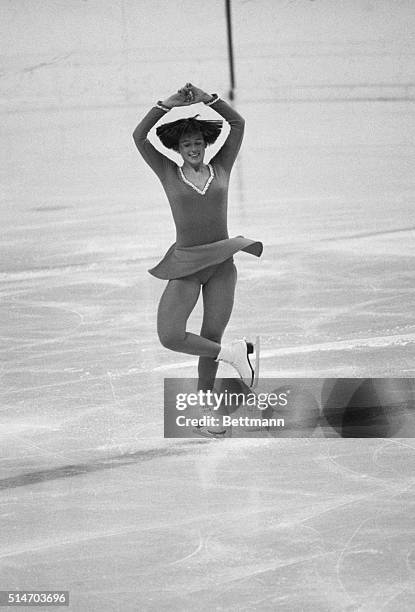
[217,336,260,389]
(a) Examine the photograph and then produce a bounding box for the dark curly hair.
[156,115,223,151]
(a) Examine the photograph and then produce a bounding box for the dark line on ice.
[324,226,415,242]
[21,53,72,74]
[0,442,209,491]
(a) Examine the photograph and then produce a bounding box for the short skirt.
[148,235,263,280]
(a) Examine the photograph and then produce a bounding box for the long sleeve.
[132,106,173,179]
[209,98,245,172]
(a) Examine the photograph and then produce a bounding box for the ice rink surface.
[1,1,415,610]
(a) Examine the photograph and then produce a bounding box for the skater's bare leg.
[157,278,220,357]
[198,260,237,391]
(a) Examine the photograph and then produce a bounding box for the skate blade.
[246,335,260,389]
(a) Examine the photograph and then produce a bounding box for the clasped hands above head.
[161,84,213,109]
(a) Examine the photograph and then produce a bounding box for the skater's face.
[178,131,206,165]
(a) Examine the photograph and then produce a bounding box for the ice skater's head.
[156,116,222,165]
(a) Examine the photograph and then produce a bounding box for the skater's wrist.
[155,100,172,111]
[203,93,219,106]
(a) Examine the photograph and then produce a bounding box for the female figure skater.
[133,83,262,433]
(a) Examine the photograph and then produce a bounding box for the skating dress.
[133,98,263,280]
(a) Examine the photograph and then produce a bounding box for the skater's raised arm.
[132,106,171,177]
[185,84,245,171]
[207,98,245,171]
[132,89,193,178]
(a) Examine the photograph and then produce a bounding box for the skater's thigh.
[201,259,237,337]
[157,278,201,334]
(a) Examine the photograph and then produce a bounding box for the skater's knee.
[200,330,223,345]
[158,327,186,351]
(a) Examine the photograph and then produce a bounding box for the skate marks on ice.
[139,440,415,610]
[311,439,415,611]
[1,438,414,610]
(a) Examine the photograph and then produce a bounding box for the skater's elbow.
[132,128,143,147]
[132,123,148,146]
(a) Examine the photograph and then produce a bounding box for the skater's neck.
[182,161,207,173]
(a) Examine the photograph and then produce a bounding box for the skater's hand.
[179,83,213,104]
[160,89,194,108]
